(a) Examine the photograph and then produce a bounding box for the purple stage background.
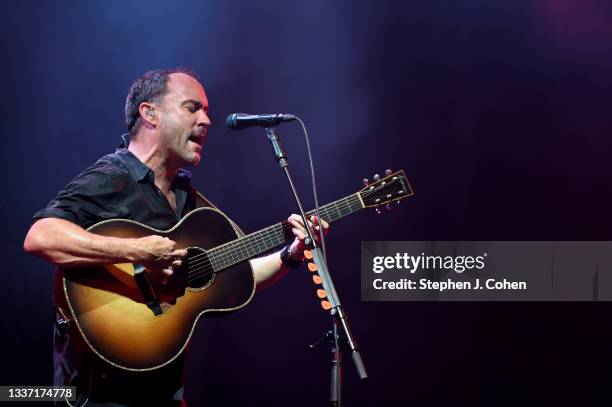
[2,1,612,405]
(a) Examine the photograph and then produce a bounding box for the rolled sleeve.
[32,168,131,229]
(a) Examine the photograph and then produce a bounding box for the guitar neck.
[208,193,364,272]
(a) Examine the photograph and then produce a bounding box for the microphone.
[226,113,296,130]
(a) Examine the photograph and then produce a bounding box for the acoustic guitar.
[62,170,413,371]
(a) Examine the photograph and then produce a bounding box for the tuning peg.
[385,203,392,211]
[385,169,392,176]
[362,178,369,186]
[396,200,403,205]
[375,207,381,215]
[373,173,381,181]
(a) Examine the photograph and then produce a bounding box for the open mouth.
[188,134,205,145]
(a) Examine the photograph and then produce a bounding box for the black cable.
[294,116,327,260]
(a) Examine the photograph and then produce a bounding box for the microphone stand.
[265,127,368,406]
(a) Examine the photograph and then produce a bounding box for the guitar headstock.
[358,169,414,211]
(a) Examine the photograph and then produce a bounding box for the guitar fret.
[334,201,343,219]
[338,199,346,218]
[206,193,365,272]
[329,202,340,221]
[345,197,354,214]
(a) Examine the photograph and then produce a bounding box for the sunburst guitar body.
[62,170,413,370]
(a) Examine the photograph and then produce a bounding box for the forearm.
[24,218,140,268]
[251,250,291,292]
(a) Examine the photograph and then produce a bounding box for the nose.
[197,109,212,128]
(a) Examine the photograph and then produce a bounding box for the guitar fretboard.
[206,193,363,272]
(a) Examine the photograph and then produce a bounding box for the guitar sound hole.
[184,247,214,289]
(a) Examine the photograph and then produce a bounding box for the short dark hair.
[124,67,199,135]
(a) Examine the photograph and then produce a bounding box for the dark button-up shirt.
[33,148,196,230]
[32,148,199,406]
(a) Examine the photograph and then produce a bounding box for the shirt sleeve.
[32,167,131,229]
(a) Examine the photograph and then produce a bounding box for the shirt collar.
[115,148,193,184]
[115,148,152,181]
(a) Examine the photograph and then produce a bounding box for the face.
[155,73,211,166]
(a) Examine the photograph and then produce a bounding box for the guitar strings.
[186,195,359,268]
[180,187,389,284]
[182,185,392,284]
[187,195,357,268]
[183,197,359,284]
[194,184,390,269]
[182,185,394,284]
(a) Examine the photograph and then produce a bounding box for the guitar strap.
[133,263,163,316]
[193,189,246,238]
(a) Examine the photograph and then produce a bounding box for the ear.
[138,102,158,128]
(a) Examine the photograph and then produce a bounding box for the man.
[23,68,328,406]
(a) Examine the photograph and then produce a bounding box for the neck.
[128,138,179,194]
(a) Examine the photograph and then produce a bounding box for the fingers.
[288,216,308,240]
[160,268,172,286]
[288,215,327,229]
[162,257,183,278]
[292,227,308,240]
[288,214,329,240]
[288,214,304,227]
[309,215,329,231]
[317,217,329,230]
[288,214,317,229]
[170,249,188,259]
[161,260,180,285]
